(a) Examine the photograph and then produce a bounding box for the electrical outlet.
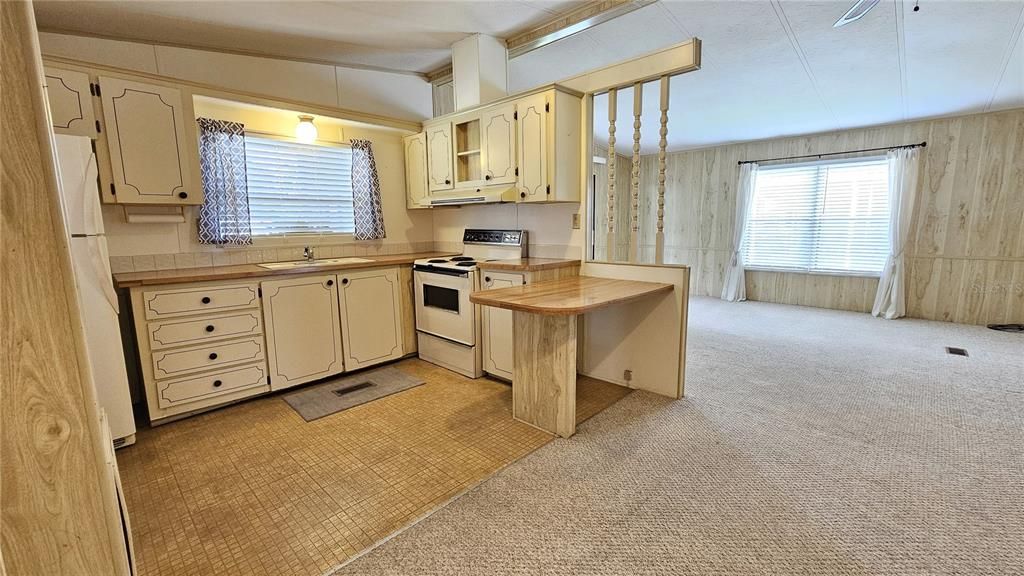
[623,369,633,382]
[571,213,581,229]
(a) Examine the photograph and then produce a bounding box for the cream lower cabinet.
[337,267,404,371]
[262,274,345,391]
[481,272,524,380]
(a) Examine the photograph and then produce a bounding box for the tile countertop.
[476,258,580,272]
[113,252,455,288]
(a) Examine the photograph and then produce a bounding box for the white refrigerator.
[54,134,137,447]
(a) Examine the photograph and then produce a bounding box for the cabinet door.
[480,103,516,185]
[426,123,454,192]
[481,272,523,380]
[44,67,97,138]
[515,92,549,202]
[261,275,344,390]
[337,267,404,371]
[98,76,197,205]
[404,132,429,209]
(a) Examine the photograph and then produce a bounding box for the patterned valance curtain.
[197,118,252,245]
[350,139,386,241]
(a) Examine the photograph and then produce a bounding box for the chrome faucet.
[303,245,316,262]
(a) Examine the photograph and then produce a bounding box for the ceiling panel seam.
[769,0,838,125]
[986,2,1024,110]
[895,0,909,120]
[655,2,715,70]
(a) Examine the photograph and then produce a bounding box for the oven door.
[414,266,476,346]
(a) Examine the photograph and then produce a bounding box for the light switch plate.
[571,213,581,229]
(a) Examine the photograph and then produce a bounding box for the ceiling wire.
[986,2,1024,111]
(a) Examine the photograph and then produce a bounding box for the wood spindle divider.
[656,75,669,264]
[606,87,617,260]
[630,82,642,263]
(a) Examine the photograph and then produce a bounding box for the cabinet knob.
[485,175,492,181]
[178,191,188,199]
[445,179,451,185]
[342,278,349,285]
[520,192,526,199]
[213,380,222,388]
[205,325,215,332]
[209,352,218,360]
[201,296,211,304]
[484,276,492,283]
[326,279,334,286]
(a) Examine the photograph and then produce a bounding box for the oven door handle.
[413,264,470,278]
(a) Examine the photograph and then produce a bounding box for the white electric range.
[413,229,527,378]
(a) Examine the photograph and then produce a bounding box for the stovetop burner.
[427,258,448,263]
[450,256,475,262]
[455,261,476,267]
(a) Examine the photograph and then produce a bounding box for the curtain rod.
[737,141,926,166]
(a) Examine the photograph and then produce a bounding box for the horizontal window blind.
[244,134,354,236]
[742,157,891,276]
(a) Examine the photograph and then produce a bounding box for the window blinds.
[741,157,891,276]
[244,134,355,236]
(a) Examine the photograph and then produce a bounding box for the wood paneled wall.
[1,2,128,574]
[595,108,1024,324]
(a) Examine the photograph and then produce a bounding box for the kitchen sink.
[258,257,373,270]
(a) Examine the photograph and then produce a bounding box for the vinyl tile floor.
[117,358,632,576]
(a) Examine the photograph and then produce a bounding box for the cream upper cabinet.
[337,267,404,371]
[480,103,516,186]
[261,274,345,391]
[425,122,454,192]
[97,76,200,205]
[404,132,429,209]
[515,92,549,202]
[515,88,581,203]
[44,67,97,138]
[481,271,523,380]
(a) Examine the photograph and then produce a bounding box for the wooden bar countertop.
[476,258,580,272]
[470,275,674,315]
[113,252,453,288]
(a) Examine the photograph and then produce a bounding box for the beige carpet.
[329,297,1024,575]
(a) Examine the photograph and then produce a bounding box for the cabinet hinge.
[95,120,101,134]
[267,375,271,386]
[546,185,551,195]
[513,111,518,120]
[109,183,116,196]
[94,83,102,97]
[515,167,519,177]
[258,287,262,297]
[90,140,96,154]
[545,102,549,113]
[89,83,96,96]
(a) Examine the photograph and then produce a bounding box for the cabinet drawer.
[155,363,267,409]
[143,283,259,320]
[148,310,262,350]
[152,336,264,379]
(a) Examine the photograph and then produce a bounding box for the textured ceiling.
[32,0,587,73]
[33,0,1024,150]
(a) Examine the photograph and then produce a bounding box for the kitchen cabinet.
[337,267,404,371]
[404,132,429,209]
[44,66,98,138]
[514,88,581,203]
[426,122,454,192]
[480,271,523,380]
[261,274,345,390]
[97,76,201,205]
[480,103,516,185]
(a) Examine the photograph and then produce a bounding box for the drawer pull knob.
[326,279,334,286]
[205,325,215,332]
[520,192,526,198]
[209,352,218,360]
[178,191,188,199]
[341,278,349,285]
[201,296,211,304]
[213,380,222,387]
[484,276,492,283]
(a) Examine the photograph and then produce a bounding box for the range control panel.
[462,229,526,247]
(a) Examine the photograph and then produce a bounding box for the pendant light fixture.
[295,115,318,143]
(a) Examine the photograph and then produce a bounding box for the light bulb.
[296,115,317,143]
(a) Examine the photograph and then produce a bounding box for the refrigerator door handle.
[90,237,119,312]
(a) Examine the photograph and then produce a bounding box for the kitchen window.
[244,134,355,237]
[741,157,891,276]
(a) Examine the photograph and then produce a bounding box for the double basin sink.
[257,257,373,270]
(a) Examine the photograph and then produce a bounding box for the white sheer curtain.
[872,147,921,319]
[722,163,758,301]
